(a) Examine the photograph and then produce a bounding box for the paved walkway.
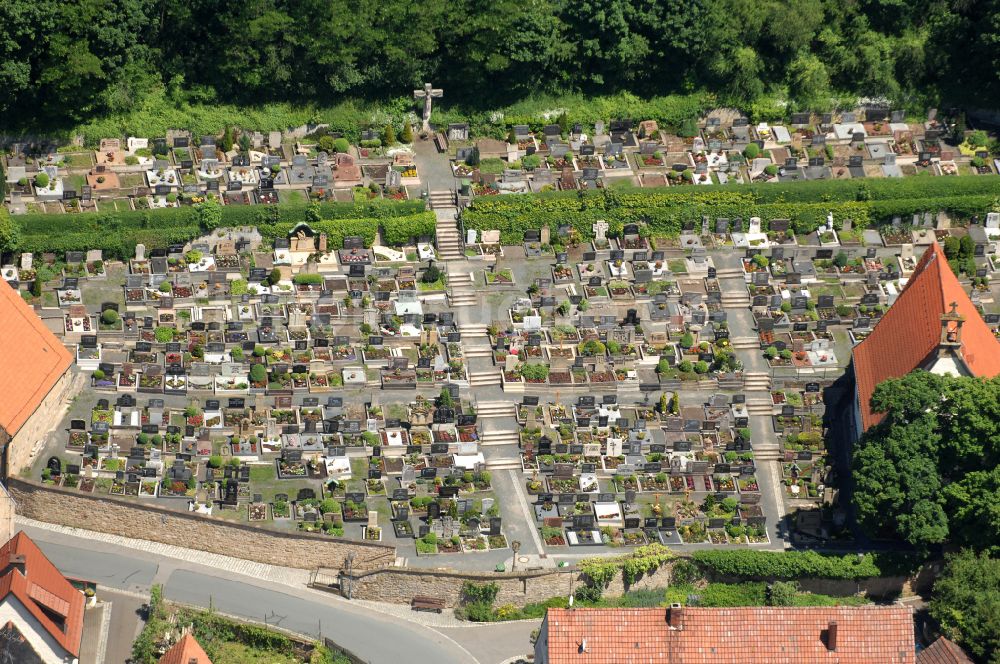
[411,136,456,191]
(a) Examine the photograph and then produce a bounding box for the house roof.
[917,637,974,664]
[0,532,85,658]
[853,242,1000,430]
[542,606,915,664]
[159,633,212,664]
[0,279,73,435]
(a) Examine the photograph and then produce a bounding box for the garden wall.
[6,478,395,570]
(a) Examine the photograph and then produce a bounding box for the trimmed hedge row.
[462,180,1000,244]
[691,549,920,581]
[12,201,433,259]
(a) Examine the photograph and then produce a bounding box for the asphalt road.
[23,525,482,664]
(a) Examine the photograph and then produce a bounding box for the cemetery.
[3,106,1000,574]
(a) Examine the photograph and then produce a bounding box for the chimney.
[667,603,683,629]
[826,621,838,651]
[3,554,26,577]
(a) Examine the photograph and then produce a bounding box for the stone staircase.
[429,189,456,209]
[720,289,751,308]
[743,371,772,392]
[468,368,502,387]
[714,267,743,279]
[447,269,477,307]
[486,456,523,470]
[432,196,463,260]
[746,398,776,415]
[481,429,521,446]
[731,336,760,350]
[475,400,516,419]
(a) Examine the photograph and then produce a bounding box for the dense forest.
[1,0,999,131]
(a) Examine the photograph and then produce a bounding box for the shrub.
[159,280,172,293]
[93,369,105,380]
[743,143,760,159]
[680,332,694,348]
[207,455,223,469]
[249,364,267,384]
[764,346,777,359]
[267,268,282,286]
[422,264,441,283]
[764,164,778,176]
[333,138,350,153]
[154,327,174,343]
[694,360,710,374]
[691,550,898,580]
[101,309,119,324]
[318,135,335,153]
[34,172,50,188]
[400,123,413,144]
[292,273,323,285]
[679,360,693,372]
[383,124,396,146]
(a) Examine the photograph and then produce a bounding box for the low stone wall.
[7,478,394,570]
[342,563,674,607]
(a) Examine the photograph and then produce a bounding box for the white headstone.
[606,437,623,457]
[466,229,478,245]
[986,212,1000,229]
[901,243,914,261]
[86,249,103,264]
[748,217,762,234]
[594,121,605,135]
[135,243,146,261]
[20,253,32,270]
[523,315,542,331]
[593,221,609,241]
[127,137,148,153]
[367,510,378,529]
[482,230,501,244]
[504,354,519,372]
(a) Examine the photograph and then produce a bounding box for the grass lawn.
[667,259,687,274]
[279,189,306,204]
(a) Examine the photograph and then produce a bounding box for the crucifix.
[413,83,443,132]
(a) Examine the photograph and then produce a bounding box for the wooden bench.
[411,595,446,613]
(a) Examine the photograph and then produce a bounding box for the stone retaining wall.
[7,478,394,570]
[342,563,674,607]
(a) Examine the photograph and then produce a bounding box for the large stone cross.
[413,83,443,132]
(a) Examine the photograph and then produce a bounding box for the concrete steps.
[481,430,521,446]
[475,401,517,418]
[429,190,456,209]
[486,457,523,470]
[731,336,760,350]
[743,371,772,391]
[469,369,502,387]
[464,346,493,359]
[721,293,751,307]
[752,447,782,462]
[746,402,776,415]
[715,268,743,279]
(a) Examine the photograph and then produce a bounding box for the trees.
[929,550,1000,663]
[853,372,1000,551]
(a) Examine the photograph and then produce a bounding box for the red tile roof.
[542,606,915,664]
[0,279,73,435]
[0,532,84,658]
[917,637,974,664]
[853,242,1000,430]
[159,633,212,664]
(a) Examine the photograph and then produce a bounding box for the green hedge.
[12,201,433,259]
[691,550,919,580]
[462,178,1000,244]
